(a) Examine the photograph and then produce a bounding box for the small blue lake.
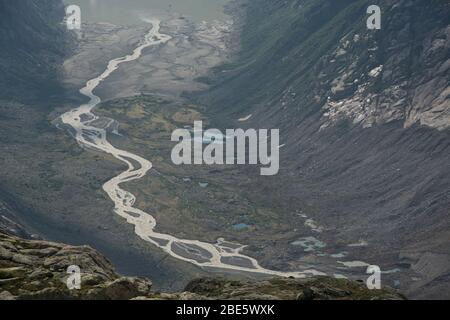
[232,223,250,231]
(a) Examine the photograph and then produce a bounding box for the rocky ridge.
[0,231,402,300]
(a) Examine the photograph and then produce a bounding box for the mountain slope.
[196,0,450,299]
[0,0,70,243]
[0,0,69,101]
[203,0,449,130]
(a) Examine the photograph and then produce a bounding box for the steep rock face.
[318,0,450,131]
[197,0,450,299]
[0,0,71,273]
[0,0,69,101]
[204,0,449,131]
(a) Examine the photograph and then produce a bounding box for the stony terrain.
[0,231,402,300]
[0,231,152,300]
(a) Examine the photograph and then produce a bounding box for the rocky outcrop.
[0,231,403,300]
[168,277,402,300]
[203,0,449,131]
[0,231,152,300]
[319,1,450,131]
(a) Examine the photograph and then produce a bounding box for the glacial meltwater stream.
[60,20,324,278]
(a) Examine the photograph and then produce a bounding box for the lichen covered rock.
[0,231,404,300]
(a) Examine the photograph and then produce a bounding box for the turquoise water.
[64,0,230,24]
[233,223,250,231]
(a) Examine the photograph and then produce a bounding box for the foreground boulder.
[0,231,152,300]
